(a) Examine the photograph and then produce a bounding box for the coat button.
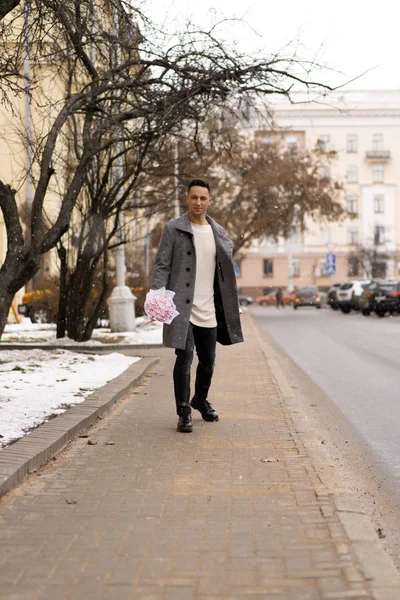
[186,283,190,287]
[187,251,192,255]
[186,299,190,303]
[186,267,190,272]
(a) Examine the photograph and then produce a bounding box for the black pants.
[173,323,217,416]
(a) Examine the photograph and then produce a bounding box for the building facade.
[238,90,400,298]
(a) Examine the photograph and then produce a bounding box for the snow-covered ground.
[0,318,163,449]
[2,316,163,346]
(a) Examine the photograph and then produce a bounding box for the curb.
[0,344,163,351]
[0,356,159,499]
[246,313,400,598]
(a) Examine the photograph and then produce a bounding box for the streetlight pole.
[24,0,33,210]
[287,251,294,292]
[24,0,39,293]
[174,143,180,219]
[107,5,136,332]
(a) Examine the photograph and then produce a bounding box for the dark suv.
[327,283,342,310]
[373,282,400,317]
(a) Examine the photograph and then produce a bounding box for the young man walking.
[275,287,284,309]
[151,179,243,432]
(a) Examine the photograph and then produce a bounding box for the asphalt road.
[251,304,400,493]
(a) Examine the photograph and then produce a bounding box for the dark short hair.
[187,179,211,194]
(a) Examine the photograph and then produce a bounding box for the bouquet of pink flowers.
[144,287,179,324]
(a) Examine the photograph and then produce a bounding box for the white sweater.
[190,223,217,327]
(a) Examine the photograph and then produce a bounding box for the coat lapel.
[206,215,231,258]
[175,213,193,235]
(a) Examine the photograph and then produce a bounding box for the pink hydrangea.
[144,287,179,324]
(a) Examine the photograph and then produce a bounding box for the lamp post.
[174,143,180,218]
[107,5,136,332]
[24,0,37,292]
[24,0,33,210]
[287,251,294,292]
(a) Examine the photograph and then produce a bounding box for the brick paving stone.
[0,314,399,599]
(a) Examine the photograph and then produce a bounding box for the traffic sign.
[325,252,336,275]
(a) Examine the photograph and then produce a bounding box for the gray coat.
[151,212,244,350]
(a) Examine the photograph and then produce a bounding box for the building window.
[347,257,360,277]
[320,227,331,244]
[288,227,301,245]
[285,135,299,151]
[347,166,358,182]
[372,261,387,279]
[347,196,358,215]
[263,259,273,276]
[292,258,300,277]
[372,165,384,183]
[373,194,384,214]
[258,133,274,146]
[374,225,385,245]
[319,165,330,179]
[347,228,358,245]
[318,135,330,152]
[372,133,383,152]
[347,134,357,153]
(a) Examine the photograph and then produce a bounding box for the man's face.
[186,185,212,217]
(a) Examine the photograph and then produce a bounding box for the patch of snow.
[2,317,163,346]
[0,349,140,448]
[0,317,164,449]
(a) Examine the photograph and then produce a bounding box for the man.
[151,179,244,432]
[275,287,284,309]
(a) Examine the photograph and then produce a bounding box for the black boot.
[190,397,219,422]
[177,408,193,432]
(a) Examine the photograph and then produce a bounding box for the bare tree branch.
[0,0,21,21]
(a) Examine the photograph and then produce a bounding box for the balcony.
[365,150,391,161]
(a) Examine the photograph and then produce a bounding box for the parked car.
[18,289,58,323]
[327,283,342,310]
[238,295,254,307]
[293,286,321,309]
[373,282,400,317]
[18,284,116,324]
[256,289,295,306]
[337,280,372,313]
[359,282,379,316]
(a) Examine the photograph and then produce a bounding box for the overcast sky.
[147,0,400,90]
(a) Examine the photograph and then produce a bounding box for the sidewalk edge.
[245,313,400,596]
[0,356,159,499]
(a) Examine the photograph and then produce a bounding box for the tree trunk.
[56,244,68,338]
[66,253,108,342]
[0,256,40,339]
[81,250,109,341]
[0,288,15,339]
[66,275,88,342]
[0,0,22,21]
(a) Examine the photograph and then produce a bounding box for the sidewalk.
[1,313,400,599]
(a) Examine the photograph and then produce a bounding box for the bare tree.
[347,245,390,280]
[0,0,337,339]
[172,130,344,254]
[59,146,168,342]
